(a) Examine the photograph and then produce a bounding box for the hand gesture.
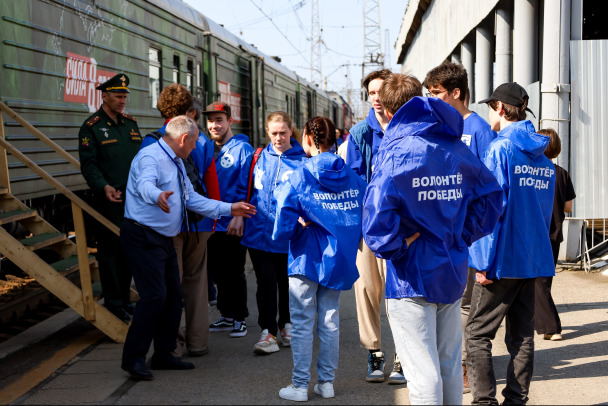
[158,191,174,213]
[231,202,257,218]
[104,185,123,203]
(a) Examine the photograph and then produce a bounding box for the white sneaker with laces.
[253,329,280,354]
[314,382,335,398]
[279,384,308,401]
[280,323,292,347]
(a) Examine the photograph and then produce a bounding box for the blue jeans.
[289,275,341,388]
[387,297,463,405]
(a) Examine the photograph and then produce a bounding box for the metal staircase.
[0,101,128,343]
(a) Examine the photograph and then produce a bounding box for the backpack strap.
[144,130,163,141]
[246,147,264,202]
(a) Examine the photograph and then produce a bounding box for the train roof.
[146,0,206,28]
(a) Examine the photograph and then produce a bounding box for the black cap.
[202,101,231,118]
[96,73,130,93]
[478,82,535,117]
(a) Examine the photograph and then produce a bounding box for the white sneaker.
[279,384,308,401]
[279,323,292,347]
[253,329,280,354]
[314,382,335,399]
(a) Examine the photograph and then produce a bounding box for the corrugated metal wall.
[570,40,608,225]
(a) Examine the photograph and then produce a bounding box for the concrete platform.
[8,267,608,405]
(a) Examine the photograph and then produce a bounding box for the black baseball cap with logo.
[478,82,535,117]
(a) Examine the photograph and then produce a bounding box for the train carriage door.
[295,83,301,129]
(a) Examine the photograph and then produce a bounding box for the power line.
[245,0,311,67]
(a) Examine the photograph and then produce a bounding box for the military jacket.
[78,107,142,192]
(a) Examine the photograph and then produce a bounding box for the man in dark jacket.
[78,73,141,322]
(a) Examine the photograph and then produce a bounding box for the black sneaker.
[209,317,234,332]
[230,320,247,337]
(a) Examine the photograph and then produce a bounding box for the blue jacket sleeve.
[272,180,302,241]
[362,164,409,261]
[461,164,504,246]
[470,146,510,270]
[344,138,366,182]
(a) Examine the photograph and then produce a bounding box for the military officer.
[78,73,142,322]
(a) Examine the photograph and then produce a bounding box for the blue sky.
[183,0,408,116]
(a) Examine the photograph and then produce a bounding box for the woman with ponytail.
[272,116,367,401]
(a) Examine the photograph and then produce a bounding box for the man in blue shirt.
[120,116,256,381]
[423,62,497,393]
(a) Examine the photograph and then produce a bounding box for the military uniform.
[78,74,142,320]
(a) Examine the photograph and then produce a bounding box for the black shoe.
[121,362,154,381]
[123,303,135,316]
[150,354,195,370]
[107,306,131,322]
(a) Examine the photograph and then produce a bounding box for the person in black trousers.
[535,128,575,342]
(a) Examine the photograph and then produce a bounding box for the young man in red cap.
[203,101,255,339]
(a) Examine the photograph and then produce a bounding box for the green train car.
[0,0,351,207]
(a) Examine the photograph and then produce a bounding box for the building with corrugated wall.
[395,0,608,253]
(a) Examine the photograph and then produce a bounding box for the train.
[0,0,353,209]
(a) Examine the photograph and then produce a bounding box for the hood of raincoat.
[363,97,504,303]
[469,120,556,279]
[273,153,367,290]
[241,138,306,253]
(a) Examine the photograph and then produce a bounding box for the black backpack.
[144,131,207,225]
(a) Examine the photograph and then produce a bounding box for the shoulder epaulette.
[122,113,137,122]
[85,116,100,126]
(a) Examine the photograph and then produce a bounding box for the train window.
[583,2,608,40]
[149,47,162,109]
[187,60,194,93]
[285,95,290,115]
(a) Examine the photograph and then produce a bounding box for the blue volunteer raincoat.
[469,120,556,279]
[241,139,306,253]
[363,97,504,304]
[345,108,384,183]
[201,134,254,231]
[272,153,367,290]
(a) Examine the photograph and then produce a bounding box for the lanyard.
[158,141,190,231]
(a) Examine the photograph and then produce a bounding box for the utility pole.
[384,28,391,70]
[310,0,322,86]
[362,0,383,108]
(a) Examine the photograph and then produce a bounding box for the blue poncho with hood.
[241,139,306,253]
[363,97,504,304]
[469,120,556,279]
[345,108,384,183]
[272,153,367,290]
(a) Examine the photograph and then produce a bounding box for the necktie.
[174,157,190,232]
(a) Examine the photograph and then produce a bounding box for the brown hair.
[157,84,193,119]
[304,116,336,152]
[265,111,293,133]
[539,128,561,159]
[362,69,393,91]
[378,74,423,115]
[187,97,202,122]
[423,62,468,101]
[488,97,528,122]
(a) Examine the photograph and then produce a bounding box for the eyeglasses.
[425,89,449,97]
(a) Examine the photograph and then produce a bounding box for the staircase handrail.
[0,101,81,169]
[0,138,119,236]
